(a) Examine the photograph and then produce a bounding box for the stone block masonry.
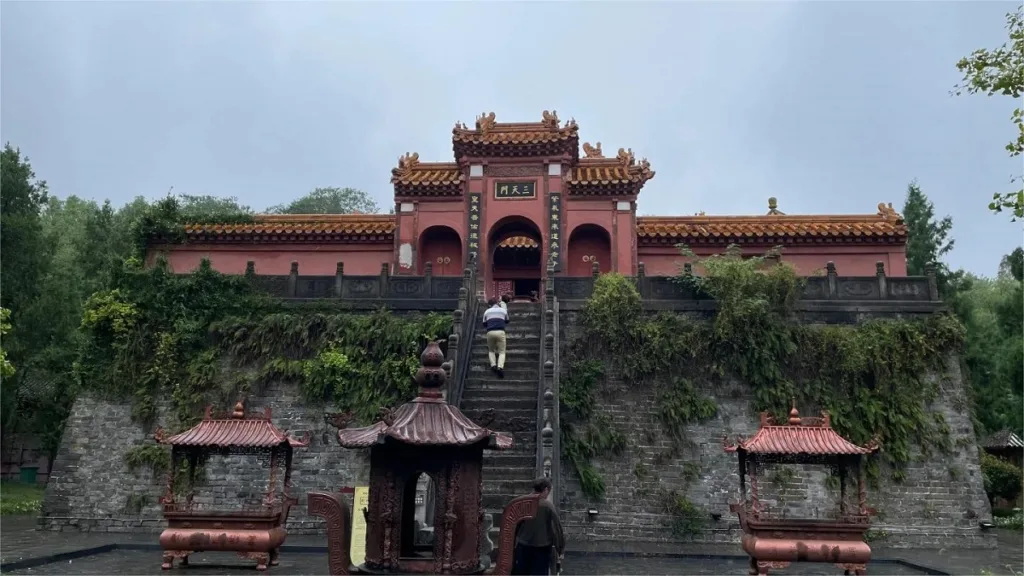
[40,383,371,535]
[556,310,995,550]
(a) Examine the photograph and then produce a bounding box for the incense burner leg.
[838,563,866,575]
[161,550,192,570]
[748,557,758,575]
[239,551,270,571]
[756,560,790,575]
[269,548,280,566]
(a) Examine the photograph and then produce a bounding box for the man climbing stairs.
[459,301,543,536]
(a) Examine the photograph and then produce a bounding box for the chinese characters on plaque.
[549,192,562,272]
[467,192,481,265]
[494,181,536,199]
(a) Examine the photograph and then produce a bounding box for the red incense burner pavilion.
[724,405,880,576]
[308,340,542,575]
[155,402,309,571]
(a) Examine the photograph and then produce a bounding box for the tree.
[0,308,14,379]
[267,187,379,215]
[0,144,52,361]
[176,194,252,220]
[901,181,956,293]
[954,6,1024,220]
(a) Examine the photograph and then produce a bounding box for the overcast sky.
[2,1,1021,275]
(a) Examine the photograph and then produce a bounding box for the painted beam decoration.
[495,181,536,199]
[468,192,481,263]
[549,192,562,272]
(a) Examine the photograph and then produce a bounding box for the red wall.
[148,244,393,276]
[637,244,908,277]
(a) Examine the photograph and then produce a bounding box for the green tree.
[953,6,1024,220]
[0,308,14,379]
[901,181,956,294]
[0,144,53,362]
[268,187,379,215]
[176,194,252,220]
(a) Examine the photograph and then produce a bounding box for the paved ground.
[4,549,935,575]
[2,516,1022,575]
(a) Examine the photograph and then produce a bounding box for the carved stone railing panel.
[431,277,464,299]
[801,277,829,300]
[341,276,381,299]
[887,278,931,301]
[387,277,428,298]
[553,278,594,300]
[295,276,334,299]
[836,277,881,300]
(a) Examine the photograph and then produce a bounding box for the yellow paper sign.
[350,486,369,566]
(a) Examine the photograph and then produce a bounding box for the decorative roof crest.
[877,202,901,221]
[476,112,497,133]
[396,152,420,175]
[616,147,635,166]
[582,142,604,158]
[767,197,785,215]
[541,110,560,129]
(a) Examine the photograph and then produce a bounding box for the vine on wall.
[77,258,451,432]
[561,246,965,506]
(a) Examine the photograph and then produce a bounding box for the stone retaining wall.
[555,309,995,549]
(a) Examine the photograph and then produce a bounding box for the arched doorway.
[418,226,463,276]
[400,471,435,558]
[567,224,612,277]
[488,216,543,300]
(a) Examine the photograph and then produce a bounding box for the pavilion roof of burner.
[336,341,513,450]
[157,402,310,449]
[724,407,878,456]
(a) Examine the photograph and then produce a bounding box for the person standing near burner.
[512,478,565,575]
[482,298,509,378]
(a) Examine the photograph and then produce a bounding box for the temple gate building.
[150,111,909,298]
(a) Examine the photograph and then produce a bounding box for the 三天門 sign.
[495,181,536,199]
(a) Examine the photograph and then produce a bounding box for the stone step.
[466,359,541,371]
[460,386,537,399]
[470,344,541,354]
[483,493,534,512]
[466,368,537,380]
[483,466,540,480]
[474,331,541,340]
[483,478,539,494]
[462,398,536,411]
[483,454,534,468]
[461,379,538,390]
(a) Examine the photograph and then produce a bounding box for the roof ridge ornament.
[616,147,635,166]
[541,110,560,129]
[582,142,604,158]
[476,112,497,133]
[877,202,901,221]
[767,197,786,215]
[414,340,447,399]
[396,152,420,176]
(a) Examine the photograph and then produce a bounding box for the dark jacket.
[515,497,565,553]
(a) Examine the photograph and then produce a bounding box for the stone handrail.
[552,261,940,303]
[445,265,479,407]
[537,262,561,504]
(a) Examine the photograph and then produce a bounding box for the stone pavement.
[2,515,1022,575]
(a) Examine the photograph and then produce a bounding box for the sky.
[1,1,1021,276]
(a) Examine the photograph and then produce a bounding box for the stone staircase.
[459,301,542,533]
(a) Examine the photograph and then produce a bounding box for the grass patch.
[0,481,45,516]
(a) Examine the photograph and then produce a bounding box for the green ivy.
[129,196,255,259]
[561,245,965,500]
[77,257,451,433]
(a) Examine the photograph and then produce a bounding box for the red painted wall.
[148,244,393,276]
[637,244,908,277]
[567,225,612,276]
